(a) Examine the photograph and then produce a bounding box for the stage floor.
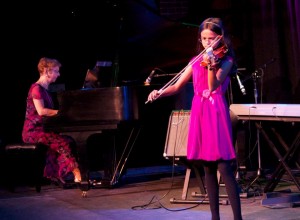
[1,165,300,220]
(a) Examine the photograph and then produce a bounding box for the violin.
[200,44,229,68]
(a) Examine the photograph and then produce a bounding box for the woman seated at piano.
[22,57,81,185]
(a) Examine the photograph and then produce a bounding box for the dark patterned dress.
[22,83,78,179]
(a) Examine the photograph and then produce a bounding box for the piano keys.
[230,103,300,122]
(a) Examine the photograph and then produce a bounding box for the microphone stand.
[237,58,274,194]
[246,69,263,193]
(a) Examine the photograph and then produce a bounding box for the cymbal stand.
[246,69,264,192]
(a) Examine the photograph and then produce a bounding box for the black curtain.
[247,0,300,103]
[1,0,300,166]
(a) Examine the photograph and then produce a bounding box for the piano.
[43,87,139,194]
[45,86,138,132]
[229,103,300,205]
[230,103,300,122]
[43,84,193,196]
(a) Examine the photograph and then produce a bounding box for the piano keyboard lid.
[230,103,300,118]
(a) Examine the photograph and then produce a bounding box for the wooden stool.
[4,143,47,192]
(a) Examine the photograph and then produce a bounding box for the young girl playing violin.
[147,17,243,220]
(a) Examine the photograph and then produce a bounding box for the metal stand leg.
[170,165,229,205]
[245,127,262,191]
[110,126,141,186]
[91,126,141,188]
[256,126,300,207]
[246,74,263,193]
[260,127,300,192]
[180,166,206,200]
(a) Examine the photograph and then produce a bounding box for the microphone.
[262,57,276,69]
[144,69,156,85]
[154,73,177,77]
[236,73,246,95]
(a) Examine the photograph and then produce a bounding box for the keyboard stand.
[255,123,300,192]
[255,123,300,206]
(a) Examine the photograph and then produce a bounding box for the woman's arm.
[33,98,58,116]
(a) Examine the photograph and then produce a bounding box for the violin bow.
[146,35,223,104]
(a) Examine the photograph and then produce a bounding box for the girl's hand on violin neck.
[201,52,219,70]
[206,47,214,58]
[202,53,216,65]
[147,90,160,102]
[202,53,211,63]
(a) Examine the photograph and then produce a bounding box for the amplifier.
[164,110,190,158]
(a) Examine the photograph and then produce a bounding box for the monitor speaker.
[164,110,190,158]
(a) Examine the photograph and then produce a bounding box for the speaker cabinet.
[164,110,190,158]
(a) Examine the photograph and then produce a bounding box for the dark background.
[1,0,299,171]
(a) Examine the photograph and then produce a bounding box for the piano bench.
[4,143,47,193]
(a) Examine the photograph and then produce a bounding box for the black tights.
[203,160,242,220]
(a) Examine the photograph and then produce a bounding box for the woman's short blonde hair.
[37,57,61,74]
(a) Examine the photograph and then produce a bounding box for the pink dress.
[187,57,236,161]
